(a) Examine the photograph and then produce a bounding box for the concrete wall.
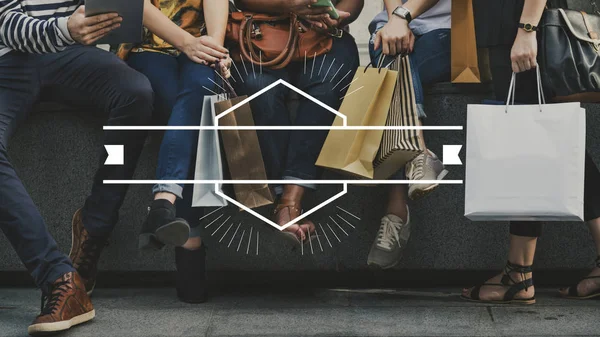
[2,86,599,274]
[1,0,599,275]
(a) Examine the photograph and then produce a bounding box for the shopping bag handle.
[505,66,546,113]
[215,61,238,98]
[364,52,400,73]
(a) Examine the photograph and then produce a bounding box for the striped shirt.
[0,0,79,57]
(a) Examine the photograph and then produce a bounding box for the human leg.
[560,153,600,299]
[367,29,450,268]
[461,45,542,304]
[40,46,153,293]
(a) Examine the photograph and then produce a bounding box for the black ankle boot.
[139,199,190,250]
[175,245,207,303]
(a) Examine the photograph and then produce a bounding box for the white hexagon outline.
[213,79,348,232]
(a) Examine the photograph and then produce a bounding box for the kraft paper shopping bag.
[215,96,274,209]
[373,56,425,180]
[316,65,398,178]
[465,71,585,221]
[191,95,228,207]
[451,0,482,83]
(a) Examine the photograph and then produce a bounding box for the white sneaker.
[367,208,411,269]
[406,150,448,200]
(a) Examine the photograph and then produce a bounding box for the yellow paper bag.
[451,0,481,83]
[316,66,398,178]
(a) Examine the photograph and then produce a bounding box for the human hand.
[218,56,232,79]
[67,6,122,45]
[510,30,538,73]
[287,0,332,17]
[301,10,350,30]
[182,35,229,65]
[374,15,415,56]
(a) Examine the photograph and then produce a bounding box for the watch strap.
[518,23,538,32]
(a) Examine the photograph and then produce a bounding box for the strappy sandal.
[273,198,316,246]
[461,261,536,305]
[561,256,600,300]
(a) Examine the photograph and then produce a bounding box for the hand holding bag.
[465,68,586,221]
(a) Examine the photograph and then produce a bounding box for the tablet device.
[85,0,144,45]
[312,0,339,20]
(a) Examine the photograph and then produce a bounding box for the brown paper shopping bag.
[373,56,425,180]
[451,0,481,83]
[316,66,398,178]
[215,96,275,209]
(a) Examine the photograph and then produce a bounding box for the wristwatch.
[518,23,538,32]
[392,6,412,23]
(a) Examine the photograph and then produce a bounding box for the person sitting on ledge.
[118,0,232,304]
[232,0,363,247]
[0,0,154,335]
[366,0,451,269]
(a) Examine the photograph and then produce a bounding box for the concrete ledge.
[2,84,599,274]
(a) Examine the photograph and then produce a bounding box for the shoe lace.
[40,280,71,315]
[408,154,426,180]
[376,219,403,250]
[76,236,108,278]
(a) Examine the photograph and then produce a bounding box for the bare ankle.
[154,192,176,204]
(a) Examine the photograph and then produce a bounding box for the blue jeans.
[235,32,360,192]
[369,28,451,118]
[127,52,216,199]
[0,46,153,293]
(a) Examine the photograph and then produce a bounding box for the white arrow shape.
[443,145,463,165]
[104,145,124,165]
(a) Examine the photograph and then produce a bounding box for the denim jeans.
[234,32,360,192]
[127,52,216,199]
[369,28,451,119]
[0,46,153,293]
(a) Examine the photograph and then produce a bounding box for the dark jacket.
[473,0,568,48]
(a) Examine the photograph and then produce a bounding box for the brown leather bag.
[226,11,335,70]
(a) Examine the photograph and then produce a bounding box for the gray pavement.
[1,288,599,337]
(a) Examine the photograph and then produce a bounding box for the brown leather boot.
[69,209,108,295]
[28,272,95,335]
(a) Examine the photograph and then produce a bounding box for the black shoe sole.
[139,219,190,249]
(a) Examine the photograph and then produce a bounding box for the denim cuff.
[282,176,317,190]
[152,183,184,199]
[42,263,75,294]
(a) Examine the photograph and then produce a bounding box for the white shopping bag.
[191,95,228,207]
[465,69,586,221]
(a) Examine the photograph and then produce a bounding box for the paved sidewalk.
[1,288,599,337]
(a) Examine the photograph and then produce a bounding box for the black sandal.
[461,261,536,305]
[561,256,600,300]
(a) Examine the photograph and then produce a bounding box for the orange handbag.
[226,11,335,70]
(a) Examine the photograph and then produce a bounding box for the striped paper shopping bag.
[373,56,424,180]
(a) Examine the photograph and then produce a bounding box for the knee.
[116,71,154,124]
[239,73,283,96]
